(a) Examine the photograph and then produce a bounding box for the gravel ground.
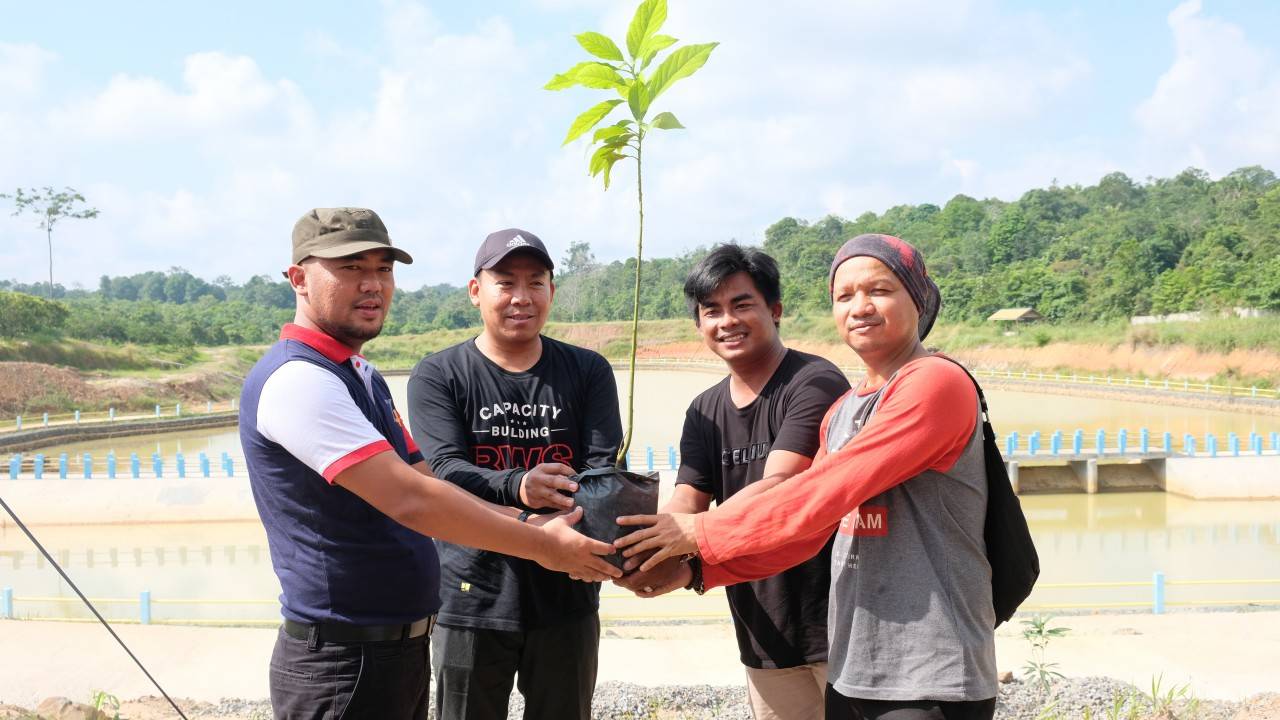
[62,679,1272,719]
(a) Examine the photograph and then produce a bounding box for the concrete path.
[1,611,1277,708]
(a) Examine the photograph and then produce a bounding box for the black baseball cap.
[474,228,555,276]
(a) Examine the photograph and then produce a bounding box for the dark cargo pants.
[269,626,431,720]
[431,613,600,720]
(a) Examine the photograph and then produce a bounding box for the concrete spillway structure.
[1008,454,1280,499]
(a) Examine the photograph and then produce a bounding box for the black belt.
[283,615,437,645]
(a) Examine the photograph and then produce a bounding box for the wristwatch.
[517,510,533,523]
[682,553,706,595]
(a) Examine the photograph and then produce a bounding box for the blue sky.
[2,0,1278,291]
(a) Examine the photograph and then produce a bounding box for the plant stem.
[616,135,644,466]
[46,224,54,298]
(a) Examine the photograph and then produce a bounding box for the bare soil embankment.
[545,320,1280,383]
[4,332,1280,420]
[954,342,1280,383]
[0,347,250,417]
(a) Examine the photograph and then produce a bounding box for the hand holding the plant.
[519,463,578,510]
[613,512,698,572]
[533,506,621,582]
[614,552,691,598]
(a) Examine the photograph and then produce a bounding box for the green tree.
[987,206,1031,265]
[0,290,69,336]
[1,186,99,298]
[545,0,718,461]
[556,241,601,322]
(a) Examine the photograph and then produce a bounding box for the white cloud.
[0,42,55,97]
[583,0,1093,226]
[1134,0,1280,174]
[51,52,291,141]
[21,0,1269,292]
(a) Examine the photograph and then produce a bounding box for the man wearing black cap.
[407,228,623,720]
[241,210,621,719]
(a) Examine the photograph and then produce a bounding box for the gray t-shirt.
[824,380,997,701]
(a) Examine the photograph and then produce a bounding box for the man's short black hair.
[683,244,782,321]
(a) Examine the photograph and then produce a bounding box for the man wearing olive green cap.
[242,208,620,719]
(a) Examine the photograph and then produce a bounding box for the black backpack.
[942,358,1040,627]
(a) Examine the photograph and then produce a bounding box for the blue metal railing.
[6,429,1280,481]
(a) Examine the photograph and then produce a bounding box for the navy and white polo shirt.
[240,323,440,626]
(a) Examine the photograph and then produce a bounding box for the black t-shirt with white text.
[677,349,850,668]
[407,336,623,631]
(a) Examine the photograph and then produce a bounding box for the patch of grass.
[1130,317,1280,354]
[0,337,200,371]
[361,326,481,369]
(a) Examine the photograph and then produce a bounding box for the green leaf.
[544,72,578,91]
[544,61,625,91]
[602,133,634,149]
[650,111,684,129]
[593,125,630,142]
[573,62,627,90]
[602,153,625,189]
[638,34,678,69]
[589,144,616,176]
[576,31,624,62]
[626,0,667,59]
[562,99,624,145]
[627,78,649,121]
[646,42,718,103]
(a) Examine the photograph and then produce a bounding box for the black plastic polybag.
[567,466,660,569]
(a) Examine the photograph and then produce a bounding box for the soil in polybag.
[566,466,659,569]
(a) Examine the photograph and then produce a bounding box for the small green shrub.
[1021,614,1070,695]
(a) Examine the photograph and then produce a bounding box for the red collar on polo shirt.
[280,323,363,365]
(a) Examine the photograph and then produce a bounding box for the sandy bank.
[0,610,1276,709]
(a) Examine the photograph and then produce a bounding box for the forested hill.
[3,165,1278,346]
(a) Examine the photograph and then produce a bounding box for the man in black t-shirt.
[408,228,623,720]
[618,244,849,720]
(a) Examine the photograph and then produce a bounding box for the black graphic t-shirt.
[677,349,850,668]
[407,336,623,631]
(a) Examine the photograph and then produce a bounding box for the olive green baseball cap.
[290,207,413,265]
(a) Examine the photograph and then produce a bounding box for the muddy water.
[26,369,1280,460]
[7,368,1279,621]
[2,493,1276,623]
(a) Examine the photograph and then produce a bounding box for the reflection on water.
[2,493,1277,622]
[11,368,1280,621]
[26,427,245,465]
[986,388,1280,441]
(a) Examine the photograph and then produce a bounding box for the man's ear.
[286,265,307,295]
[467,276,482,308]
[771,301,783,327]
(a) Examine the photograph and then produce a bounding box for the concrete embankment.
[0,413,238,454]
[0,475,256,528]
[1010,454,1280,499]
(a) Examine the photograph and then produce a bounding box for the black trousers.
[431,613,600,720]
[269,626,431,720]
[824,685,996,720]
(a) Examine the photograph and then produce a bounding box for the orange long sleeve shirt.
[695,355,979,589]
